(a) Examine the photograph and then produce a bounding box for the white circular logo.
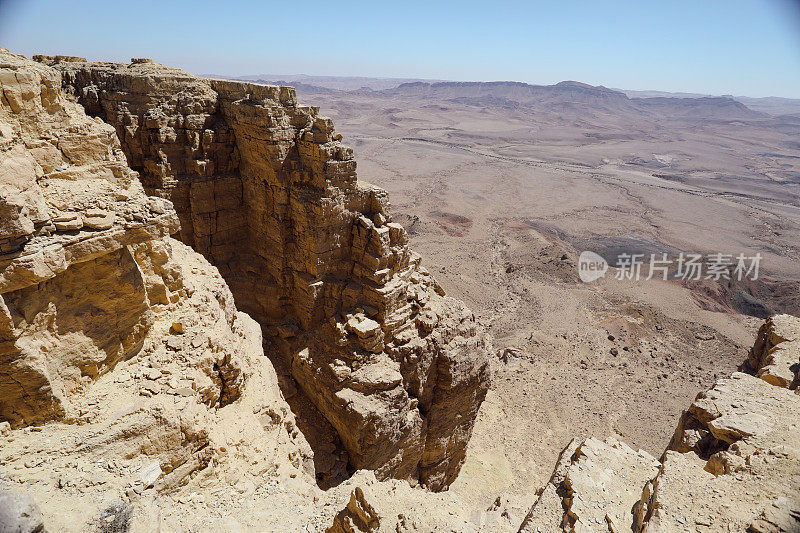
[578,251,608,282]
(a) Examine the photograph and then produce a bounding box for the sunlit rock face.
[44,56,491,490]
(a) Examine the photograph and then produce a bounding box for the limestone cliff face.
[0,49,314,529]
[34,56,490,490]
[0,50,177,425]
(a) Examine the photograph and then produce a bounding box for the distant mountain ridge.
[378,80,765,121]
[622,89,800,116]
[206,74,799,117]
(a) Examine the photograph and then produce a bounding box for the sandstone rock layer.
[0,48,316,530]
[1,48,489,495]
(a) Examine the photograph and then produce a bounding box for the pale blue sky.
[1,0,799,97]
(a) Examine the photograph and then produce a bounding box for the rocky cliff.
[0,47,327,528]
[520,314,800,532]
[1,44,489,526]
[24,54,492,491]
[2,48,799,533]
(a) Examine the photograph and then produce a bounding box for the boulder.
[0,492,45,533]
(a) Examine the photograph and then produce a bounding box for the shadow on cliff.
[263,339,352,490]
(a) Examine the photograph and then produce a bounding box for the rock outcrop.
[520,438,660,532]
[0,48,315,529]
[745,313,800,389]
[324,471,479,533]
[0,49,177,425]
[520,314,800,533]
[41,57,490,490]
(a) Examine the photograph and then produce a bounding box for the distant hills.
[207,74,800,117]
[621,89,800,116]
[224,74,445,92]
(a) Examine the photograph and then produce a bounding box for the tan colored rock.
[519,438,659,533]
[328,487,381,533]
[520,315,800,533]
[83,209,114,230]
[1,52,315,531]
[50,57,491,490]
[325,471,479,533]
[52,212,83,231]
[638,372,800,532]
[31,54,86,65]
[0,49,179,425]
[747,314,800,388]
[519,439,580,533]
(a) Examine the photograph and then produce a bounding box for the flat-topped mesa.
[46,57,491,490]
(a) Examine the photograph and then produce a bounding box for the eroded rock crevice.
[38,56,490,490]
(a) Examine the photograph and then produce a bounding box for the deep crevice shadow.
[262,338,352,490]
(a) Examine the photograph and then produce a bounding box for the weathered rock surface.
[0,48,178,426]
[746,313,800,389]
[0,491,46,533]
[519,438,660,532]
[0,49,313,530]
[643,372,800,532]
[520,314,800,533]
[46,57,491,490]
[325,471,479,533]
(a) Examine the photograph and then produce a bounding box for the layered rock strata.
[27,55,490,489]
[0,48,314,528]
[520,314,800,533]
[0,49,177,425]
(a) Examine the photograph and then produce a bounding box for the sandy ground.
[296,87,800,513]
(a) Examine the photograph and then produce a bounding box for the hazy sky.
[1,0,799,97]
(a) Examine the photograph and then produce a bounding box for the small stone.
[147,197,166,214]
[83,209,114,230]
[53,212,83,231]
[166,336,183,351]
[347,314,381,338]
[138,461,161,488]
